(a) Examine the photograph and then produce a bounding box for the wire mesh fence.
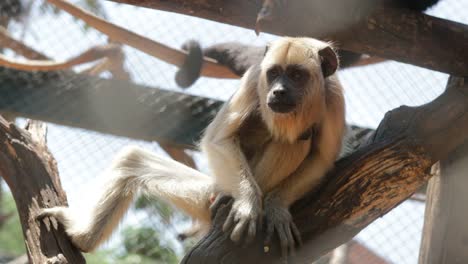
[0,0,467,263]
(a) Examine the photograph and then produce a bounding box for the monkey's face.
[261,38,328,115]
[258,37,339,142]
[265,64,310,113]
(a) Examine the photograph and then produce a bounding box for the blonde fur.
[38,37,345,252]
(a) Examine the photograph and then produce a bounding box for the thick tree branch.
[0,118,85,263]
[109,0,468,76]
[182,76,468,263]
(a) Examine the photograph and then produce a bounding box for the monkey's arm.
[263,81,345,255]
[200,66,263,242]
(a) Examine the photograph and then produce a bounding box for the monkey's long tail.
[40,146,214,252]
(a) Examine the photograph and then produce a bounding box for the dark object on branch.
[175,40,204,88]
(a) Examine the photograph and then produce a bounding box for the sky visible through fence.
[1,0,467,263]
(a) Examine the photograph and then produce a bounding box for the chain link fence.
[0,0,467,263]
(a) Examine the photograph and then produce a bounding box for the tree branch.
[182,76,468,263]
[109,0,468,76]
[46,0,238,79]
[0,117,85,263]
[0,43,121,71]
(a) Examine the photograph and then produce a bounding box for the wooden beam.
[183,76,468,263]
[0,118,85,263]
[108,0,468,76]
[418,143,468,264]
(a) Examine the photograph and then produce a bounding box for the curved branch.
[46,0,238,79]
[0,44,121,71]
[183,76,468,263]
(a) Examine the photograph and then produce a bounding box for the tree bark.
[182,76,468,263]
[0,118,85,263]
[418,143,468,264]
[109,0,468,76]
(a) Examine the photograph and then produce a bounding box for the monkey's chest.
[238,115,312,191]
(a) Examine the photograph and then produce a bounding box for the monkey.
[38,37,345,257]
[174,0,441,88]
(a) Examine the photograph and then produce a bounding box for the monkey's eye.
[267,67,281,82]
[286,66,309,84]
[288,69,304,82]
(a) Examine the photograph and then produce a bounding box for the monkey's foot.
[256,0,287,35]
[222,198,261,244]
[263,200,302,259]
[37,207,94,252]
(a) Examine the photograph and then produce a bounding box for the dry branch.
[109,0,468,75]
[0,117,84,263]
[47,0,238,79]
[0,43,121,71]
[0,27,48,60]
[182,76,468,263]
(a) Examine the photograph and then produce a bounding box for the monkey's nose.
[272,89,287,96]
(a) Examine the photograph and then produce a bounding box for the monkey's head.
[258,37,339,142]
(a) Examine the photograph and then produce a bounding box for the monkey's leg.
[38,146,214,252]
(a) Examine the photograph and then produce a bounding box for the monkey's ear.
[318,46,339,78]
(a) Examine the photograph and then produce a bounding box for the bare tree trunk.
[419,142,468,264]
[0,117,85,263]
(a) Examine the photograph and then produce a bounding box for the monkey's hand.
[222,196,262,243]
[256,0,287,34]
[263,196,302,258]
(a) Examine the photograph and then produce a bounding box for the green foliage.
[0,192,25,256]
[135,195,175,223]
[121,226,178,263]
[39,0,107,19]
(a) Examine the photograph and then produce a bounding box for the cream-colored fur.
[38,37,345,253]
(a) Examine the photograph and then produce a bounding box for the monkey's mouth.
[267,100,296,113]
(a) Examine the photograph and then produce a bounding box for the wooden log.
[109,0,468,76]
[0,118,85,263]
[182,76,468,263]
[418,143,468,264]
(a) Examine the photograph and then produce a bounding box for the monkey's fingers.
[222,208,237,232]
[291,221,302,247]
[209,194,232,219]
[230,219,248,242]
[276,223,289,259]
[245,219,257,244]
[264,218,275,251]
[36,207,66,220]
[284,224,296,256]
